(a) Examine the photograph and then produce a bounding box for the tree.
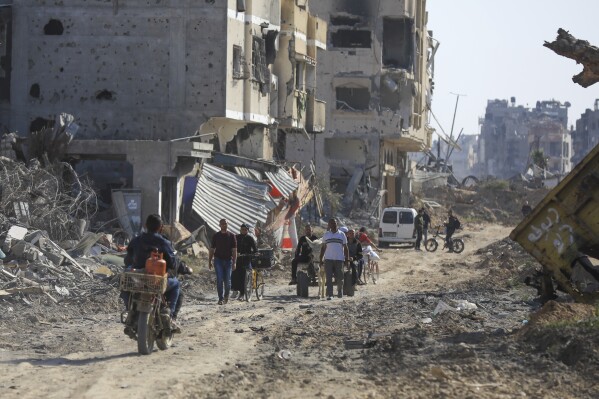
[531,149,548,170]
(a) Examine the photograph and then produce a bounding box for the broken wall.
[9,1,229,139]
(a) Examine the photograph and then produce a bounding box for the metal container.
[510,144,599,302]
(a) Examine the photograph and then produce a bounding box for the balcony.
[306,93,326,133]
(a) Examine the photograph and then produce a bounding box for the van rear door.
[380,209,398,238]
[398,210,415,239]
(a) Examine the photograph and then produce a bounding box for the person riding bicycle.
[289,224,318,285]
[357,227,380,252]
[122,213,181,332]
[444,210,461,252]
[232,223,257,301]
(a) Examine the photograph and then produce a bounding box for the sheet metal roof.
[193,163,274,234]
[265,168,298,198]
[234,166,262,181]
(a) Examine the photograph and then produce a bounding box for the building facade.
[284,0,435,209]
[479,98,571,178]
[571,100,599,166]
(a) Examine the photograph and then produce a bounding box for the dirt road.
[1,223,598,398]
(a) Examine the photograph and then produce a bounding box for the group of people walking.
[290,219,381,300]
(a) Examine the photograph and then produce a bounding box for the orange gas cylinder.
[145,250,167,276]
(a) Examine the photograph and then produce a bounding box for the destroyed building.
[571,99,599,166]
[479,98,571,179]
[1,1,325,223]
[283,0,435,210]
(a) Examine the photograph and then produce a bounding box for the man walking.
[319,218,349,300]
[289,224,318,285]
[208,219,237,305]
[414,209,424,251]
[421,208,431,242]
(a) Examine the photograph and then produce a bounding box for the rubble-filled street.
[1,222,598,399]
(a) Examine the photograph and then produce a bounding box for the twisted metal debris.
[0,157,98,241]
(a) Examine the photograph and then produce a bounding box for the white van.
[378,207,417,247]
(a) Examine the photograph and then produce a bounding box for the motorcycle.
[120,271,174,355]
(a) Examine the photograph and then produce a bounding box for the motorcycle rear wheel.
[137,311,156,355]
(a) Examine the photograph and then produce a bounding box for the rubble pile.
[0,156,123,316]
[0,157,97,241]
[416,183,549,225]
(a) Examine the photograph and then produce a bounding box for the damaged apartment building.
[571,99,599,166]
[479,98,572,179]
[283,0,435,209]
[0,0,326,223]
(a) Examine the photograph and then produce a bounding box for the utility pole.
[445,92,466,167]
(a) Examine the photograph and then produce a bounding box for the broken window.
[383,17,414,69]
[295,62,304,90]
[252,36,267,84]
[29,83,40,98]
[264,30,278,65]
[330,15,361,26]
[336,87,370,111]
[380,76,400,111]
[331,30,371,48]
[233,45,243,78]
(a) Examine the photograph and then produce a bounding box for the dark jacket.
[236,233,257,268]
[295,234,319,258]
[125,232,176,275]
[446,215,460,236]
[422,212,431,229]
[347,238,363,261]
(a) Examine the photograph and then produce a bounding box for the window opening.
[336,87,370,111]
[331,30,371,48]
[383,17,413,69]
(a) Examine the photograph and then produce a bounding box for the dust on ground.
[1,223,598,399]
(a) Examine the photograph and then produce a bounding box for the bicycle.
[241,250,273,302]
[363,253,380,284]
[424,226,465,254]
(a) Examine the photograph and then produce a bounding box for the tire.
[425,238,438,252]
[156,321,173,350]
[137,311,155,355]
[343,270,354,296]
[452,239,465,254]
[244,269,253,302]
[296,271,309,298]
[255,271,265,300]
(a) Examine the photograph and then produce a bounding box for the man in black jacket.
[232,223,257,300]
[289,224,318,285]
[445,210,461,252]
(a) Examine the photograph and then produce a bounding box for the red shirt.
[357,232,373,246]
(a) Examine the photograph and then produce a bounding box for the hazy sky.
[427,0,599,138]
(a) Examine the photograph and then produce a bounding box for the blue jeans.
[165,277,180,315]
[214,258,233,301]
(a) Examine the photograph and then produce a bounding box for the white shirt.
[323,230,347,261]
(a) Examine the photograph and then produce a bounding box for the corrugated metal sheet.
[193,163,275,234]
[265,168,298,198]
[234,166,262,181]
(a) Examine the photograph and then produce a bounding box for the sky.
[427,0,599,138]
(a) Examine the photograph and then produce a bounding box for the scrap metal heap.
[0,132,122,307]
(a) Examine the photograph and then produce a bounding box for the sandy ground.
[1,223,598,399]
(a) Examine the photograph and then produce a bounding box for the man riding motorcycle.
[122,214,182,335]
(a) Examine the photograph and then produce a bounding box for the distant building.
[451,134,479,180]
[478,98,571,178]
[571,100,599,166]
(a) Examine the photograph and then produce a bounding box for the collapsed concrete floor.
[0,223,598,398]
